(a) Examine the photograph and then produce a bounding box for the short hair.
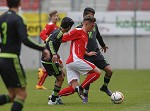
[83,7,95,16]
[6,0,20,8]
[83,15,96,23]
[60,17,74,29]
[49,10,58,18]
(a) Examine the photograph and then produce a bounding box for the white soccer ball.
[111,91,124,104]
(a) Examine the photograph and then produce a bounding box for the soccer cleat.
[100,86,112,96]
[75,86,85,100]
[35,85,47,90]
[48,95,63,105]
[56,97,64,104]
[48,99,57,105]
[82,96,88,103]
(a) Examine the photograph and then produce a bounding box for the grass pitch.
[0,69,150,111]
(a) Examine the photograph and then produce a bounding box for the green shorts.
[0,53,26,88]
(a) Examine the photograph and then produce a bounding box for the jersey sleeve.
[40,24,55,41]
[95,24,106,47]
[48,40,56,55]
[62,29,79,42]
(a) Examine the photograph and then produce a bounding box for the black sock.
[51,85,61,102]
[0,94,11,105]
[83,84,90,97]
[103,75,111,87]
[11,98,24,111]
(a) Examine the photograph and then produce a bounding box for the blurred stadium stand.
[1,0,150,12]
[108,0,150,11]
[0,0,6,6]
[1,0,150,69]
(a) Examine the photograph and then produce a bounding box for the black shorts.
[41,61,62,77]
[92,59,110,70]
[0,53,26,88]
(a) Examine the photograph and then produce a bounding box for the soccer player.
[0,0,50,111]
[58,15,101,102]
[36,10,59,90]
[41,17,74,105]
[77,7,113,103]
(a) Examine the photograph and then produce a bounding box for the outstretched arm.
[95,24,108,53]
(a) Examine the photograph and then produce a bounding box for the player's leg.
[35,68,48,90]
[58,63,83,99]
[0,57,27,111]
[0,88,12,105]
[11,87,27,111]
[81,67,100,89]
[73,59,100,103]
[76,60,101,101]
[100,64,113,96]
[50,73,64,104]
[94,58,113,96]
[42,62,64,105]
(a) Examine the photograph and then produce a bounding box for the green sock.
[0,94,11,105]
[11,98,24,111]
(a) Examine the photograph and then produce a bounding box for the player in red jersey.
[58,15,101,102]
[40,10,58,41]
[36,10,59,90]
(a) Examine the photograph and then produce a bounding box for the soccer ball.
[111,91,124,104]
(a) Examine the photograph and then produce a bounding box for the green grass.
[0,69,150,111]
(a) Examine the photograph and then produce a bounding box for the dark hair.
[6,0,20,8]
[49,10,58,18]
[83,7,95,16]
[60,17,74,29]
[83,15,96,23]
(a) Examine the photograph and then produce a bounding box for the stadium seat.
[128,0,140,10]
[0,0,6,6]
[31,0,39,10]
[141,0,150,10]
[22,3,31,10]
[108,0,117,11]
[119,0,129,11]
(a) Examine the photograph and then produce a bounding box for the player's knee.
[17,90,27,100]
[9,94,16,102]
[106,69,113,77]
[93,67,101,75]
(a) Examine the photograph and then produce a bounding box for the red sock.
[81,73,100,88]
[58,86,75,97]
[37,70,48,86]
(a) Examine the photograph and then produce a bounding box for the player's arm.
[48,40,58,62]
[95,24,105,47]
[85,51,97,56]
[95,24,108,53]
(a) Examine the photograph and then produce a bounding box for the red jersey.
[40,22,58,41]
[62,28,88,64]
